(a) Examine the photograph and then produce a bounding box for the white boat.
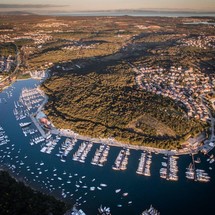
[90,187,95,191]
[115,189,121,193]
[19,122,31,128]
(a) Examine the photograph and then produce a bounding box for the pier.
[73,141,93,163]
[30,114,46,138]
[40,138,58,154]
[160,155,178,181]
[136,152,152,176]
[91,144,110,167]
[112,148,130,171]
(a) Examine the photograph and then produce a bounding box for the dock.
[73,141,93,163]
[30,114,46,138]
[141,205,160,215]
[136,152,152,176]
[160,155,178,181]
[112,148,130,171]
[91,144,110,166]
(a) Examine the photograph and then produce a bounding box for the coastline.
[0,168,69,214]
[33,72,208,156]
[1,65,214,215]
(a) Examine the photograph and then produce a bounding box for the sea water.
[0,79,215,215]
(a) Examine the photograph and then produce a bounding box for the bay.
[0,78,214,215]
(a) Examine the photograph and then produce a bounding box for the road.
[0,44,20,85]
[200,95,215,141]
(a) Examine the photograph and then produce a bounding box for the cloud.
[0,4,65,9]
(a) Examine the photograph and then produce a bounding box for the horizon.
[0,1,215,14]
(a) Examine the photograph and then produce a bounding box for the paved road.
[200,95,215,141]
[0,44,20,85]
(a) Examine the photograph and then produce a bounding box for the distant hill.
[0,11,36,16]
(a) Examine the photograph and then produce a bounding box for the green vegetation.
[42,61,205,149]
[0,15,213,149]
[15,38,34,48]
[29,42,120,68]
[0,43,16,57]
[16,72,31,79]
[0,171,68,215]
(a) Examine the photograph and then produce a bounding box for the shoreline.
[32,72,207,156]
[0,165,70,205]
[7,68,211,157]
[52,128,202,156]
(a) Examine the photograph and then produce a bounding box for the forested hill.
[0,170,68,215]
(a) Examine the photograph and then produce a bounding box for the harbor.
[160,156,179,181]
[136,152,152,177]
[0,78,215,215]
[5,81,215,182]
[91,144,110,167]
[112,148,130,171]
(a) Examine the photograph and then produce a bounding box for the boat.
[209,159,215,164]
[19,122,31,128]
[98,205,111,215]
[141,205,160,215]
[115,189,121,193]
[90,187,95,191]
[161,162,167,167]
[195,157,201,164]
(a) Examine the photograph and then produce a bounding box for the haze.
[0,0,215,12]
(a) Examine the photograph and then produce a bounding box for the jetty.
[112,148,130,171]
[73,141,93,163]
[91,144,110,167]
[141,205,160,215]
[160,155,178,181]
[136,152,152,176]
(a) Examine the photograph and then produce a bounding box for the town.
[134,66,213,121]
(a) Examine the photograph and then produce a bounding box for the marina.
[112,148,130,171]
[73,141,93,163]
[136,152,152,176]
[0,78,215,215]
[160,156,179,181]
[141,205,160,215]
[58,137,77,161]
[91,144,110,167]
[0,125,10,146]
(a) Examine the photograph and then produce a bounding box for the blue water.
[0,79,215,215]
[49,11,215,17]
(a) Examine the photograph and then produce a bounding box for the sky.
[0,0,215,12]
